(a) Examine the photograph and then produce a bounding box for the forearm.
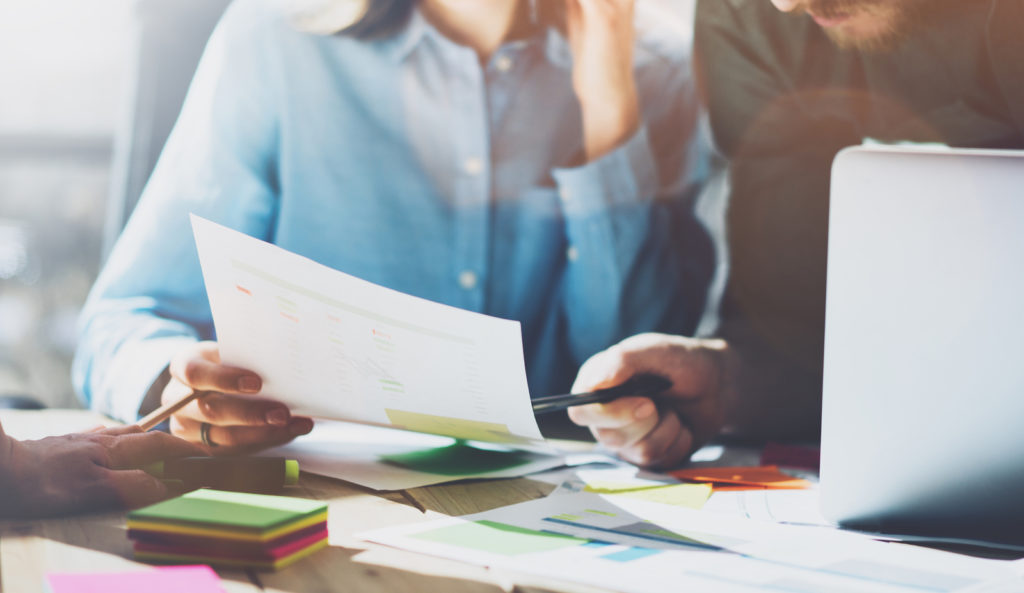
[75,313,201,422]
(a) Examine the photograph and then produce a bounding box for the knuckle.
[630,444,657,466]
[169,417,188,437]
[182,359,205,386]
[197,397,224,422]
[90,444,114,468]
[603,345,630,368]
[594,427,626,449]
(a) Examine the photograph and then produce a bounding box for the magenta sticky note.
[46,565,223,593]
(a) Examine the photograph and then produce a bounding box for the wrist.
[0,435,26,515]
[577,88,640,162]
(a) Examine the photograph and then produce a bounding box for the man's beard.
[802,0,928,52]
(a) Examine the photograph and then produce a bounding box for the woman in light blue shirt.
[74,0,711,450]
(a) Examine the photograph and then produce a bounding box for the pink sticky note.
[46,565,224,593]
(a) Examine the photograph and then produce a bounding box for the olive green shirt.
[696,0,1024,435]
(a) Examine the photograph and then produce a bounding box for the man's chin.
[824,27,904,52]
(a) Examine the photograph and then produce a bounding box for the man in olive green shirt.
[568,0,1024,467]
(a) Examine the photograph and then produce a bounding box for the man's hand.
[0,424,204,517]
[565,0,640,162]
[568,333,735,468]
[165,341,312,453]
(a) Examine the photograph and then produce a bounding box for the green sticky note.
[381,443,533,476]
[128,488,326,532]
[411,520,588,555]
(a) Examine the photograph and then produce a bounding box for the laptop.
[820,145,1024,548]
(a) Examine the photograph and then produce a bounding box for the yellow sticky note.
[384,408,517,443]
[583,480,659,494]
[585,481,713,509]
[617,483,713,509]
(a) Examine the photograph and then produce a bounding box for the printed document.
[192,215,545,445]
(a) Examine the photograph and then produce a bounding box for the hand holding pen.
[564,333,734,469]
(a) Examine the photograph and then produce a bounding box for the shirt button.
[458,270,478,290]
[495,55,513,72]
[559,187,572,202]
[463,157,484,176]
[566,246,579,262]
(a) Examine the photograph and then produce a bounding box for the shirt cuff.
[551,126,659,216]
[97,336,198,423]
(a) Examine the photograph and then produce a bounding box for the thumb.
[106,469,171,509]
[572,347,637,393]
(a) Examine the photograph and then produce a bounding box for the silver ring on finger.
[199,421,219,448]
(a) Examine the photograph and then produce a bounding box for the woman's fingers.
[171,415,313,452]
[169,342,262,395]
[173,390,292,428]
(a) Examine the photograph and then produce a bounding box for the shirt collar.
[542,27,573,70]
[381,6,571,68]
[380,6,432,63]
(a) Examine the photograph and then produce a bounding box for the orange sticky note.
[669,466,811,490]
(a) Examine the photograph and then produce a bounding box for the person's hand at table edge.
[0,423,206,517]
[165,341,313,455]
[567,333,735,469]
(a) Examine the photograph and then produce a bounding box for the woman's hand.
[164,341,313,454]
[565,0,640,162]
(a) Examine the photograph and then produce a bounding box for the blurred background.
[0,0,700,410]
[0,1,132,407]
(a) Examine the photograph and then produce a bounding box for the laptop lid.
[820,145,1024,546]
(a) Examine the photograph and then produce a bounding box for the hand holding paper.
[162,341,312,452]
[191,216,546,446]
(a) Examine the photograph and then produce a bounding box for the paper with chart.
[361,492,1021,593]
[191,215,545,446]
[260,420,613,491]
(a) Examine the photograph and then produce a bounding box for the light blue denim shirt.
[74,0,712,422]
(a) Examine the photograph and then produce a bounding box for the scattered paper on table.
[192,215,544,446]
[0,409,117,440]
[262,420,609,491]
[702,488,830,527]
[361,492,1020,593]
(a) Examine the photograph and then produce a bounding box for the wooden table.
[0,411,613,593]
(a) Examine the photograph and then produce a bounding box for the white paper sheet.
[702,488,831,527]
[261,420,612,491]
[191,215,545,446]
[0,409,117,440]
[361,492,1020,593]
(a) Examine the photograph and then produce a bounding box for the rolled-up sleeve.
[73,1,283,421]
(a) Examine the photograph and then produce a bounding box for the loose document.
[192,215,545,447]
[361,491,1024,593]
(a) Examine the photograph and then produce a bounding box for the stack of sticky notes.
[127,489,328,571]
[670,466,812,491]
[46,566,224,593]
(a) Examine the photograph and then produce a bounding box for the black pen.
[532,374,673,415]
